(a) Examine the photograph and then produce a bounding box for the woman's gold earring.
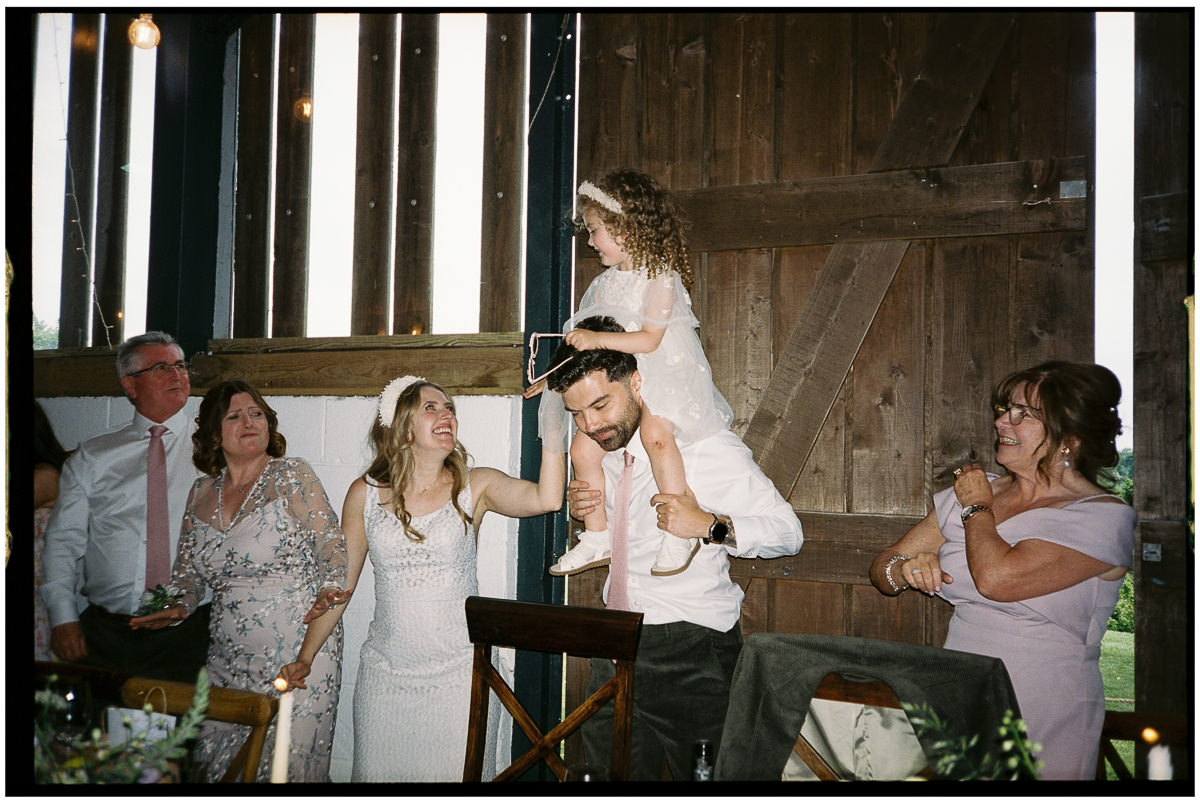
[1061,446,1071,468]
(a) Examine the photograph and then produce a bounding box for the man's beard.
[584,398,641,452]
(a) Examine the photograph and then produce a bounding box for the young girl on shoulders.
[529,170,733,577]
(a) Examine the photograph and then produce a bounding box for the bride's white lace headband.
[378,375,426,426]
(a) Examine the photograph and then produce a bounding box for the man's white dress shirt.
[600,427,804,632]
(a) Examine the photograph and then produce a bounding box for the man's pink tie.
[607,450,635,611]
[145,424,171,589]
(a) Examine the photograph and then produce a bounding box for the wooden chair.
[789,671,934,781]
[461,595,643,782]
[121,675,278,783]
[1095,710,1189,780]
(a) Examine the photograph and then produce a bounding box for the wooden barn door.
[563,10,1101,765]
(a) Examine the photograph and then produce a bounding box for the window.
[33,12,517,347]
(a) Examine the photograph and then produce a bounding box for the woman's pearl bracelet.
[884,553,911,593]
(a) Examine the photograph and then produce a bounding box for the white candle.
[1148,745,1172,780]
[270,678,293,783]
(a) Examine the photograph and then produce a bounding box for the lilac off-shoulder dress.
[934,481,1135,780]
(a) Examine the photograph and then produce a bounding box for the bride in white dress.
[339,376,566,782]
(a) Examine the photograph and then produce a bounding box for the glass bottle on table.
[692,738,714,781]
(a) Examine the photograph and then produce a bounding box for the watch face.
[710,519,729,542]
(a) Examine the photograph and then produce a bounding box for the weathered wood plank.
[393,13,437,335]
[34,334,524,397]
[231,15,275,338]
[1015,12,1095,162]
[779,13,852,181]
[1133,9,1192,723]
[704,13,776,434]
[271,14,315,338]
[850,242,927,515]
[871,12,1016,170]
[1011,232,1093,367]
[926,238,1011,484]
[351,13,398,337]
[187,346,521,396]
[477,13,527,333]
[851,12,933,174]
[745,239,910,489]
[743,12,1016,498]
[770,581,845,636]
[1138,192,1189,262]
[209,332,522,353]
[674,157,1088,253]
[728,511,922,585]
[848,583,926,644]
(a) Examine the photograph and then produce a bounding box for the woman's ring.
[952,468,962,477]
[911,568,923,575]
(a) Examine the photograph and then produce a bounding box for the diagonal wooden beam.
[743,12,1017,496]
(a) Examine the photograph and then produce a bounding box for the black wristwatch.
[704,513,732,545]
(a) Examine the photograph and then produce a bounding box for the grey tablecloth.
[714,633,1021,780]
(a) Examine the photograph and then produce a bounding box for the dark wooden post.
[230,14,274,339]
[58,13,100,347]
[271,13,316,338]
[392,13,438,335]
[478,13,528,333]
[350,12,397,337]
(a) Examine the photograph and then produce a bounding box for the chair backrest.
[1095,710,1189,780]
[121,675,277,783]
[790,671,933,781]
[461,595,643,782]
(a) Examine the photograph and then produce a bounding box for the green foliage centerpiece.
[903,702,1043,780]
[34,668,210,784]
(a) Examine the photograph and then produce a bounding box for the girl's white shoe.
[549,529,612,576]
[650,536,700,577]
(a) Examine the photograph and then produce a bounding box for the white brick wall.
[37,392,523,781]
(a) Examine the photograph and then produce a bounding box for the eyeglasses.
[126,360,190,379]
[526,332,574,385]
[993,402,1041,426]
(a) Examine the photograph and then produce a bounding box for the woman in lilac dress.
[872,361,1135,780]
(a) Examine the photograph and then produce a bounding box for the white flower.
[378,375,426,426]
[577,180,623,215]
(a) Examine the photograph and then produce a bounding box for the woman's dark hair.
[192,380,287,476]
[991,361,1123,488]
[546,316,638,394]
[34,401,68,470]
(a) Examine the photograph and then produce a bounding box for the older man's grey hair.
[115,331,183,378]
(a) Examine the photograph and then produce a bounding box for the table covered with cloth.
[714,633,1021,780]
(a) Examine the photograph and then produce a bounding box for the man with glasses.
[545,316,804,780]
[42,331,211,683]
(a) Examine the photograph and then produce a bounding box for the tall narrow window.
[1094,11,1135,450]
[119,35,158,340]
[32,13,71,349]
[306,13,362,338]
[431,13,487,334]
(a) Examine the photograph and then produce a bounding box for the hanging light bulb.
[292,96,314,122]
[128,14,161,50]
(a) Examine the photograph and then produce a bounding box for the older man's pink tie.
[608,450,635,611]
[145,424,171,589]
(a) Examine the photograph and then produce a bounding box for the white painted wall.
[37,392,524,782]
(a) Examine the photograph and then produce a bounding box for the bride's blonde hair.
[364,380,470,541]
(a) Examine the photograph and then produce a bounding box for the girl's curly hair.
[573,170,693,286]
